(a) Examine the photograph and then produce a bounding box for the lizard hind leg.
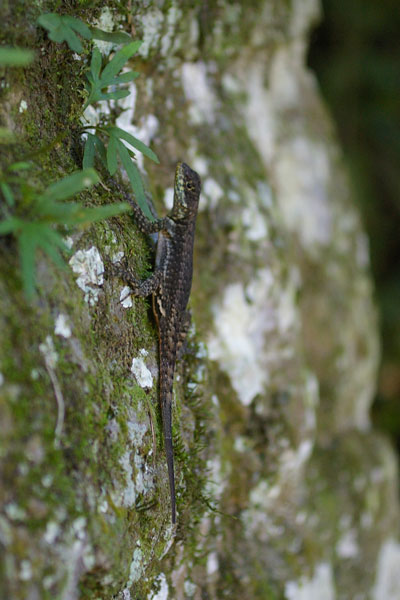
[176,310,191,360]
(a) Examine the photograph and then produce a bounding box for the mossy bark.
[0,1,398,599]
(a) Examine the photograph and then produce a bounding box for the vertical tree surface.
[0,1,399,599]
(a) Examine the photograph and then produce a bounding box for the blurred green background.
[308,0,400,447]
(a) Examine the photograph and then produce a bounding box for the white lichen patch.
[81,104,100,128]
[118,451,136,507]
[98,498,108,514]
[234,436,251,453]
[207,551,219,576]
[72,516,87,540]
[64,235,74,249]
[160,5,183,57]
[0,515,11,546]
[120,286,133,308]
[5,503,26,520]
[69,246,104,306]
[181,62,217,125]
[289,0,320,39]
[208,275,270,406]
[336,528,359,559]
[243,438,314,541]
[202,177,224,210]
[243,46,338,253]
[127,417,148,447]
[127,547,144,586]
[41,473,53,488]
[356,232,370,269]
[39,336,58,369]
[114,81,137,129]
[148,573,169,600]
[19,99,27,113]
[131,350,153,389]
[257,181,274,208]
[54,313,72,338]
[241,186,269,241]
[137,8,164,58]
[274,136,333,248]
[112,409,154,507]
[243,62,276,166]
[115,87,158,171]
[205,456,225,503]
[133,451,153,495]
[184,580,197,597]
[208,268,298,406]
[19,560,32,581]
[43,521,59,544]
[110,248,124,263]
[222,72,241,94]
[93,6,116,54]
[191,155,209,177]
[30,368,40,380]
[372,539,400,600]
[163,187,174,211]
[285,563,335,600]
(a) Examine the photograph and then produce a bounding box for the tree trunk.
[1,1,398,599]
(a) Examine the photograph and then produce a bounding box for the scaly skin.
[112,162,201,523]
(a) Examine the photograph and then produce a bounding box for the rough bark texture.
[1,1,399,599]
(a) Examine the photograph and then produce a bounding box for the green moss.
[0,0,320,598]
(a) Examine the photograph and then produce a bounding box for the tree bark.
[0,2,398,599]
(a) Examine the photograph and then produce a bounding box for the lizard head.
[172,162,201,220]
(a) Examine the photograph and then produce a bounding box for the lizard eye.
[185,181,195,192]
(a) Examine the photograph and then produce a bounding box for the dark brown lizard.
[112,162,201,524]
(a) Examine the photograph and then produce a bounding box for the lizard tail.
[161,397,176,524]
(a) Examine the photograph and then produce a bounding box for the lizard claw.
[103,255,120,277]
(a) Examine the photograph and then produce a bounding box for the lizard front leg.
[114,181,169,235]
[112,264,163,298]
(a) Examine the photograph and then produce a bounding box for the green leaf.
[66,202,131,225]
[59,26,83,54]
[101,41,142,82]
[83,134,96,169]
[107,70,139,85]
[37,13,91,54]
[14,223,68,298]
[92,135,107,168]
[0,128,15,142]
[90,27,133,45]
[90,47,102,81]
[106,135,118,175]
[41,168,99,202]
[41,228,70,262]
[2,163,131,299]
[0,217,20,234]
[116,140,154,221]
[0,182,15,206]
[109,126,159,164]
[0,47,35,66]
[43,227,70,252]
[63,16,92,39]
[99,89,130,102]
[38,230,67,269]
[37,13,61,30]
[33,200,78,222]
[84,40,142,109]
[8,161,32,172]
[18,229,36,298]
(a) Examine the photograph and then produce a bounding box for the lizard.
[110,162,201,524]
